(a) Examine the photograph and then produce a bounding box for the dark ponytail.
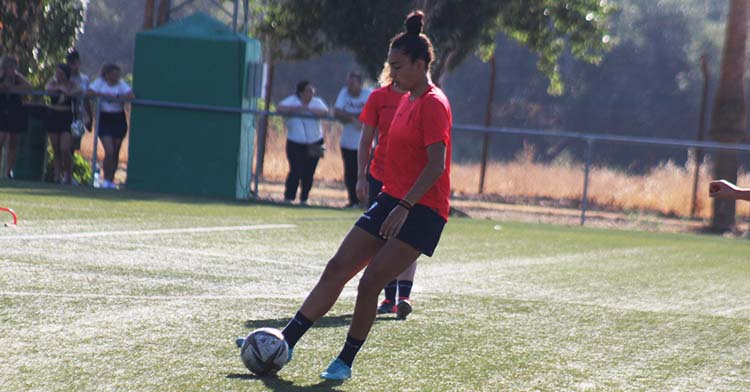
[405,10,424,36]
[390,10,434,70]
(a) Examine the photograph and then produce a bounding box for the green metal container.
[128,12,262,199]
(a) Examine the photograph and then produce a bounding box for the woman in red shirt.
[357,65,417,319]
[253,10,452,380]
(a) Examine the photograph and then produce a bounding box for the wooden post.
[143,0,156,30]
[690,55,709,218]
[478,54,496,194]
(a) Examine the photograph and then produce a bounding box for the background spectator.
[66,49,92,135]
[45,63,81,184]
[87,64,134,189]
[277,80,329,205]
[0,55,32,179]
[334,71,371,208]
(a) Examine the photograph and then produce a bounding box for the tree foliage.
[0,0,85,85]
[255,0,613,94]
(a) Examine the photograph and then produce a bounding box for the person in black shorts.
[87,64,134,189]
[237,10,453,381]
[0,55,32,179]
[45,63,81,184]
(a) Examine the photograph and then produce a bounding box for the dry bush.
[86,112,747,221]
[259,127,750,220]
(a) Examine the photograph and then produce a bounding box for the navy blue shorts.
[367,173,383,207]
[355,192,446,257]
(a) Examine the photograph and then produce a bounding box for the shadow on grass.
[243,313,400,331]
[226,373,344,391]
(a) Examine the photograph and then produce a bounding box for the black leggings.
[284,139,322,202]
[341,147,359,205]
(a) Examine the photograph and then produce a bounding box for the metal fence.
[6,90,750,226]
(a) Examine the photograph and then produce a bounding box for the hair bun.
[405,10,424,36]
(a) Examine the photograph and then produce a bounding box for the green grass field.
[1,181,749,391]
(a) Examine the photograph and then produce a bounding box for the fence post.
[478,55,496,194]
[580,138,594,226]
[90,97,102,187]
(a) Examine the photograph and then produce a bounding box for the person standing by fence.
[335,71,371,208]
[0,55,32,179]
[278,80,329,205]
[87,64,134,189]
[45,63,81,185]
[66,50,91,147]
[357,65,416,319]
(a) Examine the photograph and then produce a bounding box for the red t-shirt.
[358,84,405,181]
[382,84,452,220]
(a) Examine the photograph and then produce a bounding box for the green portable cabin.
[128,12,262,199]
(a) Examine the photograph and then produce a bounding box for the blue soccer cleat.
[320,358,352,380]
[286,347,293,364]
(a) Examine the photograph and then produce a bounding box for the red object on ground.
[1,207,17,226]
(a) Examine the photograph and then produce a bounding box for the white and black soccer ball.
[240,327,289,376]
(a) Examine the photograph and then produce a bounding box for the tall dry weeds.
[83,116,748,220]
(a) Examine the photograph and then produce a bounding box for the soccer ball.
[240,327,289,375]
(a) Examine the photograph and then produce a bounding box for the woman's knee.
[320,255,358,284]
[357,270,385,297]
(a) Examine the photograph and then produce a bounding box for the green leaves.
[0,0,84,86]
[253,0,611,94]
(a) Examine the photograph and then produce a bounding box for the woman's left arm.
[379,142,446,239]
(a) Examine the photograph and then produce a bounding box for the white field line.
[0,224,296,241]
[0,291,318,301]
[89,239,324,270]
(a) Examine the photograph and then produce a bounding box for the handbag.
[71,119,84,138]
[306,143,326,158]
[301,110,325,158]
[70,97,84,137]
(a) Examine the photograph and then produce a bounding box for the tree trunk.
[709,0,749,232]
[156,0,171,26]
[143,0,156,30]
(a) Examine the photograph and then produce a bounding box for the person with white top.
[334,71,371,208]
[66,50,91,133]
[277,80,329,205]
[87,64,134,189]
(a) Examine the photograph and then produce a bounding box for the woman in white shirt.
[87,64,134,189]
[277,80,329,205]
[334,71,371,208]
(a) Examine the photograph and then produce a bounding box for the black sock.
[337,334,365,368]
[384,280,397,303]
[281,311,314,350]
[398,280,413,299]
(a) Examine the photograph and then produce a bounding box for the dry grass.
[76,114,749,221]
[258,122,750,220]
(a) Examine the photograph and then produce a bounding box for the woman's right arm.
[356,124,377,202]
[45,78,58,92]
[277,96,299,113]
[709,180,750,201]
